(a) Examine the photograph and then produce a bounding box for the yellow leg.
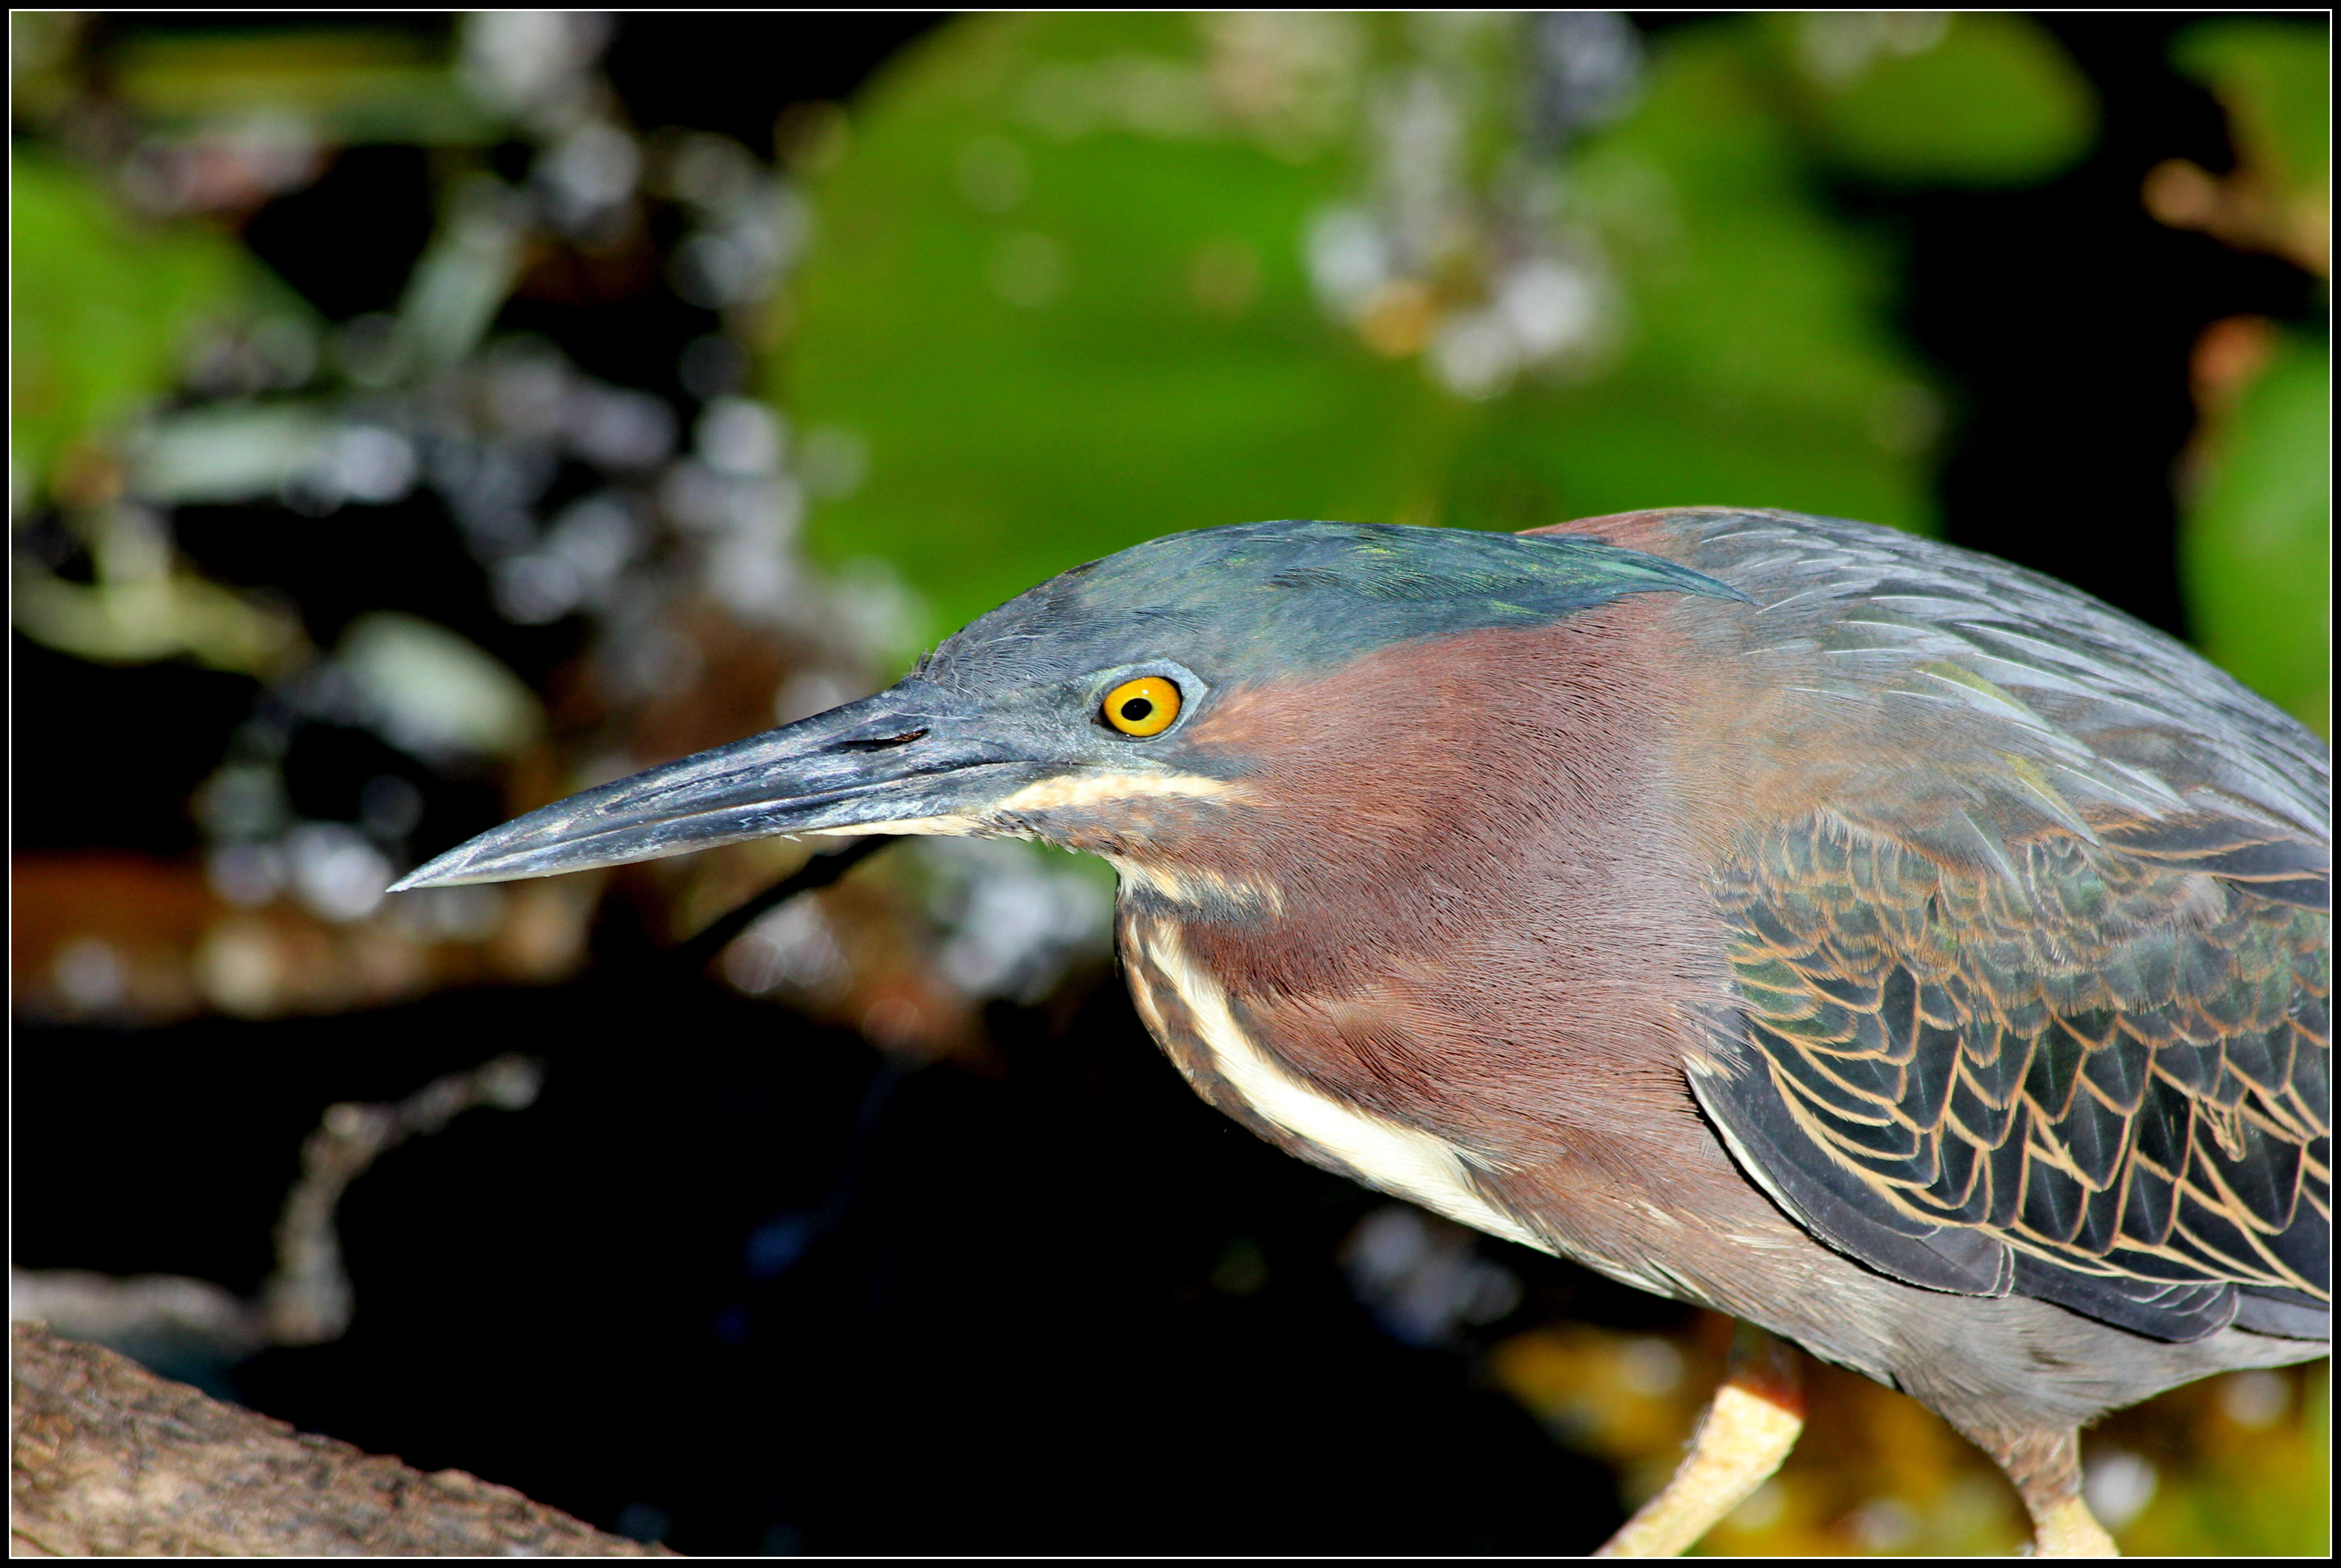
[1985,1425,2117,1557]
[2027,1492,2119,1557]
[1595,1323,1804,1558]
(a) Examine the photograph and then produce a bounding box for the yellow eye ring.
[1103,675,1181,737]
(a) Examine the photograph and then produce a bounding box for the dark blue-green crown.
[933,521,1745,687]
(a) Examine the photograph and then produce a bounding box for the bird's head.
[394,521,1742,900]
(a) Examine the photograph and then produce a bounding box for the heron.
[399,509,2329,1555]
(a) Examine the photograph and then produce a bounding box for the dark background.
[14,13,2326,1556]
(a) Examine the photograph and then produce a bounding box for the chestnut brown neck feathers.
[1088,598,1752,1189]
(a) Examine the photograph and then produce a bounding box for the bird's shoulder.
[1537,506,2328,872]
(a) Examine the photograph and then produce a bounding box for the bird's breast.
[1116,905,1549,1254]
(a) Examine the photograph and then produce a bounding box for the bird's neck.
[1107,606,1742,1161]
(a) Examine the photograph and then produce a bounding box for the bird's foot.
[1594,1322,1803,1557]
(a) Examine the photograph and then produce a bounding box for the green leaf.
[1452,26,1938,533]
[785,15,1412,645]
[2172,20,2330,211]
[10,152,259,502]
[2179,333,2330,734]
[1771,13,2097,186]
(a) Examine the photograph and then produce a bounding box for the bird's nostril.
[836,728,929,753]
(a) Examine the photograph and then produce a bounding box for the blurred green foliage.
[1765,12,2096,185]
[2164,17,2331,736]
[787,13,1996,647]
[2174,19,2329,215]
[108,29,488,144]
[10,153,262,504]
[1449,25,1938,546]
[790,14,1384,645]
[2181,331,2330,733]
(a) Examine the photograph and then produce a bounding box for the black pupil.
[1119,697,1154,722]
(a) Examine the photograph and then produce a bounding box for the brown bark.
[9,1322,670,1556]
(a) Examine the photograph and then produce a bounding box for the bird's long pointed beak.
[392,678,1031,890]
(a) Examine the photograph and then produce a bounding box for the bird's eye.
[1102,675,1181,737]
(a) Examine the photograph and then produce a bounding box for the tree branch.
[9,1322,669,1556]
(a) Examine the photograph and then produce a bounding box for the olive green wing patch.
[1692,812,2329,1343]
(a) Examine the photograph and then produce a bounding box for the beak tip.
[390,851,475,892]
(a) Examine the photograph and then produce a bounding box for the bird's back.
[1551,507,2326,865]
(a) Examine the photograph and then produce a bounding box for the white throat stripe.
[1145,927,1548,1253]
[993,772,1234,815]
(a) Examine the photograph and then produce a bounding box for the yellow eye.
[1103,675,1181,737]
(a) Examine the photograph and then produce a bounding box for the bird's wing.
[1691,810,2328,1343]
[1561,509,2332,1343]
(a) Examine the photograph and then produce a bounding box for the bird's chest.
[1114,903,1550,1254]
